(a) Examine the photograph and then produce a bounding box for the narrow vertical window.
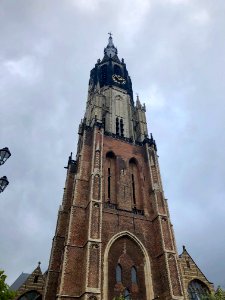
[120,119,124,137]
[108,168,111,199]
[186,260,191,269]
[116,264,122,283]
[106,151,116,203]
[116,117,119,135]
[131,174,136,205]
[131,266,137,284]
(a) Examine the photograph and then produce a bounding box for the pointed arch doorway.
[103,231,154,300]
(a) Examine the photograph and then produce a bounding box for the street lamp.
[0,147,11,194]
[0,147,11,165]
[0,176,9,193]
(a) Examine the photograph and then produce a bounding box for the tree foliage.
[0,270,17,300]
[202,287,225,300]
[113,295,125,300]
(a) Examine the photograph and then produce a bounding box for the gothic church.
[11,36,213,300]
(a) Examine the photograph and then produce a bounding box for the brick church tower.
[44,35,184,300]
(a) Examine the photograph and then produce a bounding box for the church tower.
[44,35,184,300]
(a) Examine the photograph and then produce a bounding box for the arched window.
[131,266,137,284]
[116,264,122,283]
[188,279,209,300]
[124,288,131,299]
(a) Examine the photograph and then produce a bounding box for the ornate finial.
[108,32,112,38]
[182,245,186,251]
[38,261,41,266]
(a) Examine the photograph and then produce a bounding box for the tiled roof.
[10,272,30,291]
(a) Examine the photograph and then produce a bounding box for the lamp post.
[0,147,11,194]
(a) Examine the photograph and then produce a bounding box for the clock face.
[112,74,126,84]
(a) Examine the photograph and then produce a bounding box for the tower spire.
[104,32,117,57]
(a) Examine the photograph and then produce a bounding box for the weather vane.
[108,32,113,38]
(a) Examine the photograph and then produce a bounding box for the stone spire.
[104,32,118,58]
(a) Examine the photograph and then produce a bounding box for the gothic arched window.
[188,279,209,300]
[116,264,122,283]
[131,266,137,284]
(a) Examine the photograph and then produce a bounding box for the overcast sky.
[1,0,225,289]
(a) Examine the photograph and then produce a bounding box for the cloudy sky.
[1,0,225,289]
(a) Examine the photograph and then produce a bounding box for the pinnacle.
[104,33,118,58]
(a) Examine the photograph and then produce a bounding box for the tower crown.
[89,35,133,103]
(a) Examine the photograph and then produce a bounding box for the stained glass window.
[188,279,209,300]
